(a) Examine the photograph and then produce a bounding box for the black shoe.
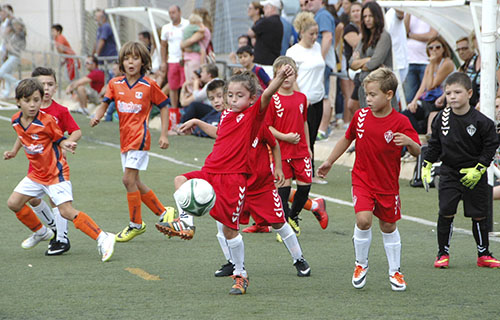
[46,239,71,256]
[48,229,57,248]
[294,258,311,277]
[215,260,235,277]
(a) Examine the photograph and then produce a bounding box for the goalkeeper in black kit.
[422,72,500,269]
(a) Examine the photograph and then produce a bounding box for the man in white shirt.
[160,5,188,109]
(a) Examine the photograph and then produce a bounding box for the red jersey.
[247,125,277,194]
[12,111,70,185]
[265,91,309,159]
[104,75,169,153]
[87,68,105,93]
[41,100,80,134]
[203,96,266,174]
[346,108,420,194]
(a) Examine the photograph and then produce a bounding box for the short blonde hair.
[293,11,317,35]
[188,13,203,24]
[362,67,398,94]
[272,56,298,77]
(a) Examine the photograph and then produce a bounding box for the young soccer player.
[5,79,115,262]
[422,72,500,269]
[4,67,81,255]
[266,56,328,239]
[317,68,421,291]
[156,66,295,294]
[90,41,170,242]
[236,45,270,89]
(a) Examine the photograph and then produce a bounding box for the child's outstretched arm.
[4,138,22,160]
[158,106,170,149]
[90,102,109,127]
[260,64,294,112]
[317,136,353,178]
[393,132,421,156]
[179,119,218,138]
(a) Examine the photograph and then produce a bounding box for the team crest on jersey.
[384,130,394,143]
[236,114,244,123]
[31,134,39,140]
[135,92,143,99]
[299,103,304,114]
[466,124,476,136]
[252,137,259,148]
[356,108,368,139]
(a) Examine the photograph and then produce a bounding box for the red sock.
[141,190,165,216]
[73,212,102,240]
[127,191,142,224]
[15,205,43,232]
[288,189,312,210]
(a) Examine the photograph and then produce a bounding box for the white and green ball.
[173,179,216,217]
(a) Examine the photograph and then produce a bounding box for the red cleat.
[312,198,328,229]
[477,255,500,268]
[434,254,450,268]
[242,224,271,233]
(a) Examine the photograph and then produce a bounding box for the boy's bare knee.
[29,198,41,207]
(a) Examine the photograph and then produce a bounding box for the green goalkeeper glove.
[422,160,433,192]
[459,163,487,189]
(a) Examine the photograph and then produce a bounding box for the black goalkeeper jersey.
[424,106,499,170]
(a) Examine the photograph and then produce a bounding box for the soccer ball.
[173,179,216,217]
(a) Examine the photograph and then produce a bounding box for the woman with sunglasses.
[404,36,454,134]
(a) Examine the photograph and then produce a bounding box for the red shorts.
[282,157,312,183]
[352,185,401,223]
[168,62,185,90]
[240,189,286,225]
[183,170,247,230]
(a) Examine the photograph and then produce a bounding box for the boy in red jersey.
[5,79,115,262]
[5,67,81,255]
[266,56,328,238]
[157,66,295,295]
[318,68,421,291]
[91,41,170,243]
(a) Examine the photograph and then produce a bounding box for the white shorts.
[121,150,149,171]
[14,177,73,206]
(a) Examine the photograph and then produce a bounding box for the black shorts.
[438,166,488,218]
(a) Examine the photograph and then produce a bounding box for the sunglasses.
[427,45,442,50]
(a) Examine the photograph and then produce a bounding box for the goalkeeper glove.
[459,163,487,189]
[422,160,433,192]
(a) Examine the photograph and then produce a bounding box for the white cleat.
[22,228,54,249]
[352,264,369,289]
[98,232,116,262]
[389,272,407,291]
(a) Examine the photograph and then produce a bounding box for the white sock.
[129,222,142,229]
[382,228,401,275]
[353,225,372,268]
[35,225,48,236]
[216,221,231,261]
[275,223,303,262]
[226,234,246,277]
[32,200,56,230]
[53,207,69,244]
[176,199,194,226]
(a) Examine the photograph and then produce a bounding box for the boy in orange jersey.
[5,67,81,256]
[91,41,170,242]
[5,79,115,262]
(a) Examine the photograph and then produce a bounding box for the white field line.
[0,113,498,242]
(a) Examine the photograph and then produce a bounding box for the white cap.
[260,0,281,9]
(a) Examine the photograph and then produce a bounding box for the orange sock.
[73,212,102,240]
[127,191,142,224]
[288,189,312,210]
[15,205,43,232]
[141,190,165,216]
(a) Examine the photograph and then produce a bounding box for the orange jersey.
[12,111,70,185]
[103,75,168,153]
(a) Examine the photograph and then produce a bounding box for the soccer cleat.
[160,206,176,223]
[45,239,71,256]
[434,254,450,268]
[477,255,500,268]
[242,224,271,233]
[22,228,54,249]
[115,222,146,242]
[276,233,283,243]
[294,258,311,277]
[312,198,328,229]
[215,260,235,277]
[389,272,407,291]
[155,218,196,240]
[98,232,116,262]
[288,218,300,237]
[229,275,249,295]
[352,264,369,289]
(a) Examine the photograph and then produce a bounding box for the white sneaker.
[22,228,54,249]
[352,263,369,289]
[98,232,116,262]
[389,271,406,291]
